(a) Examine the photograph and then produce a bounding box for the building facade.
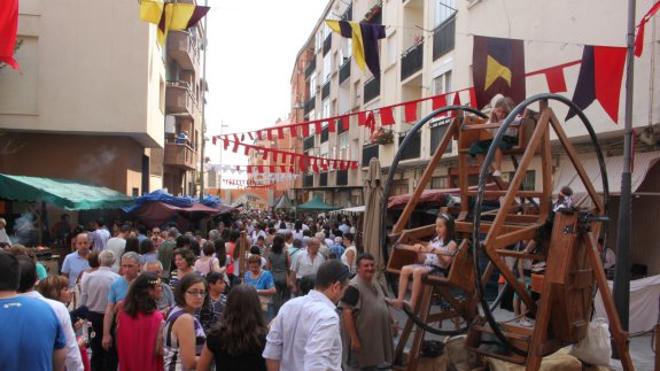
[0,0,167,195]
[162,16,206,196]
[293,0,660,271]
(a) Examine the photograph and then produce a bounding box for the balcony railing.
[363,77,380,103]
[166,84,194,116]
[303,136,315,150]
[321,81,330,99]
[168,31,200,71]
[433,15,456,60]
[339,58,351,83]
[319,172,328,187]
[164,143,196,170]
[304,95,316,114]
[362,144,379,167]
[336,170,348,186]
[323,34,332,55]
[401,41,424,81]
[305,56,316,79]
[398,131,421,160]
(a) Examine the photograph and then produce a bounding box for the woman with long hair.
[124,236,141,254]
[196,285,267,371]
[116,272,164,371]
[194,241,223,277]
[170,248,196,290]
[267,235,289,314]
[164,274,207,371]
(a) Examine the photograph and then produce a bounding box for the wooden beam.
[466,190,545,198]
[493,224,543,249]
[495,250,545,261]
[539,100,552,220]
[393,121,457,234]
[456,221,533,235]
[482,108,552,310]
[548,110,604,213]
[582,232,634,371]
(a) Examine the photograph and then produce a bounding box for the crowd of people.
[0,212,405,371]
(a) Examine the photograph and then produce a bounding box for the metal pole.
[612,0,635,354]
[199,0,209,202]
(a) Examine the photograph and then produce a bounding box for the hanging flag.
[635,1,660,57]
[544,67,568,93]
[432,94,447,117]
[0,0,19,69]
[223,136,229,150]
[140,0,164,25]
[243,145,250,156]
[469,88,478,109]
[450,92,461,118]
[302,124,310,137]
[277,127,284,139]
[257,131,263,140]
[566,45,626,123]
[340,116,350,131]
[290,125,297,137]
[267,129,273,141]
[325,20,386,77]
[365,111,377,133]
[231,141,239,153]
[472,36,526,109]
[315,121,322,134]
[262,149,268,161]
[404,102,418,123]
[328,120,336,133]
[154,3,210,46]
[358,111,368,126]
[248,132,255,141]
[379,107,395,126]
[241,134,245,142]
[211,136,217,145]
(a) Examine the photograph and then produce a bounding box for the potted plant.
[370,127,393,145]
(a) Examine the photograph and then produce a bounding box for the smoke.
[75,146,118,183]
[11,212,36,246]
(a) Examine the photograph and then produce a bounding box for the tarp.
[274,194,293,209]
[595,274,660,334]
[129,201,232,229]
[387,183,500,209]
[124,189,225,213]
[0,173,132,210]
[329,205,365,216]
[296,195,337,210]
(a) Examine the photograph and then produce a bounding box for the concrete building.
[0,0,166,196]
[162,19,206,196]
[293,0,660,271]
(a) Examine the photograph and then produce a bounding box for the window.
[315,30,323,51]
[309,74,317,97]
[511,170,536,191]
[322,53,332,83]
[340,38,352,62]
[435,0,456,27]
[392,180,409,195]
[430,119,453,154]
[322,99,331,119]
[433,70,452,94]
[430,176,448,189]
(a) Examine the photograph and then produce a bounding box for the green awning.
[0,173,133,210]
[296,195,337,211]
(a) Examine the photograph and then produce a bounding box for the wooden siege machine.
[382,95,634,371]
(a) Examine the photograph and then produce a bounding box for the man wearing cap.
[264,260,350,371]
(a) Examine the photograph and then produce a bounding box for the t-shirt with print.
[0,295,66,371]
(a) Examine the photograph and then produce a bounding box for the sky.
[203,1,329,169]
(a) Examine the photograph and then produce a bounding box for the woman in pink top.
[193,241,223,276]
[116,272,165,371]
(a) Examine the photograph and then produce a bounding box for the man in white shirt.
[106,224,129,272]
[90,219,111,252]
[264,260,350,371]
[17,256,84,371]
[290,238,325,294]
[80,250,120,370]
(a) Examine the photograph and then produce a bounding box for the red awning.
[388,183,499,209]
[130,201,233,229]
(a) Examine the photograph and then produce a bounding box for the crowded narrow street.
[0,1,659,370]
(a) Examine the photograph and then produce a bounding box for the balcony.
[362,144,379,167]
[167,31,200,71]
[304,95,316,114]
[398,131,421,160]
[303,136,315,150]
[323,34,332,55]
[305,56,316,79]
[321,81,330,99]
[363,77,380,103]
[336,170,348,186]
[166,84,194,116]
[339,58,351,84]
[401,41,424,81]
[433,15,456,60]
[164,143,196,170]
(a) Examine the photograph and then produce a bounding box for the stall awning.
[296,195,337,210]
[388,183,500,209]
[329,205,365,216]
[553,151,660,196]
[0,173,133,210]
